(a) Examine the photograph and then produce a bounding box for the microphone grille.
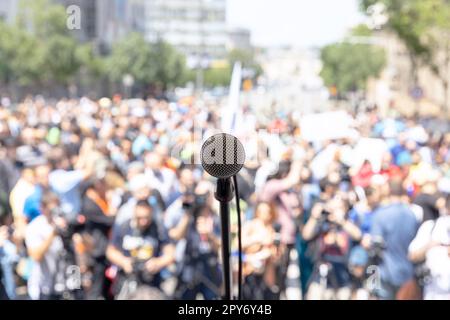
[201,133,245,179]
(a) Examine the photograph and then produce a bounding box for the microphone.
[201,133,245,179]
[201,133,245,300]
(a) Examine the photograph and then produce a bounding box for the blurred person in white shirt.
[144,151,176,205]
[408,195,450,300]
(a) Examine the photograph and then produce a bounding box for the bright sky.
[227,0,366,48]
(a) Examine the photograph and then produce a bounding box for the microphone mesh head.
[201,133,245,178]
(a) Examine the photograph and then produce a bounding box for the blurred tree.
[149,40,188,90]
[203,65,232,87]
[0,22,19,85]
[15,0,85,88]
[0,20,43,88]
[360,0,450,111]
[108,34,187,92]
[107,33,154,85]
[75,44,108,96]
[320,26,387,95]
[228,49,263,80]
[0,0,104,97]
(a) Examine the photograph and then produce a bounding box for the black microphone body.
[201,133,245,300]
[216,178,234,300]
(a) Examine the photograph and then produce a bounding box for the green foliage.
[107,33,154,84]
[360,0,450,109]
[320,27,387,94]
[1,0,266,94]
[228,49,263,79]
[0,20,45,86]
[150,40,188,89]
[351,24,374,37]
[0,22,20,84]
[107,34,187,89]
[0,0,89,87]
[204,65,232,87]
[359,0,450,65]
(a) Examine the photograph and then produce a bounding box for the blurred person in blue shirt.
[23,162,51,222]
[0,222,19,300]
[47,147,92,222]
[368,179,419,299]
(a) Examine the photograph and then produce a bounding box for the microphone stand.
[215,177,234,300]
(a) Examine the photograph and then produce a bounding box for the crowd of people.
[0,94,449,300]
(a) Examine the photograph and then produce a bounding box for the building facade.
[144,0,228,62]
[227,27,251,52]
[2,0,241,62]
[57,0,145,50]
[366,30,450,116]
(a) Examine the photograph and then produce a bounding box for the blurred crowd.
[0,95,449,300]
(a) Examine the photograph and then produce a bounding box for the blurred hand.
[53,216,68,231]
[145,258,163,274]
[122,258,133,274]
[311,203,324,219]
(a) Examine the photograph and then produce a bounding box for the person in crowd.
[408,195,450,300]
[144,151,177,205]
[25,191,66,300]
[106,200,175,299]
[0,226,10,300]
[0,219,19,300]
[0,138,20,220]
[163,168,198,230]
[368,179,419,299]
[411,171,442,224]
[168,181,222,300]
[78,178,115,299]
[241,202,279,300]
[296,166,320,298]
[302,193,362,300]
[47,147,92,223]
[23,162,51,223]
[259,159,303,298]
[114,173,165,228]
[9,165,35,241]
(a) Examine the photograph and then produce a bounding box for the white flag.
[221,61,242,134]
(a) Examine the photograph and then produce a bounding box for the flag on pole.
[221,61,242,134]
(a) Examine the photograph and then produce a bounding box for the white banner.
[300,111,356,142]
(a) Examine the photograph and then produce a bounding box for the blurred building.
[255,48,328,116]
[58,0,98,42]
[57,0,146,52]
[0,0,144,51]
[0,0,17,24]
[144,0,228,64]
[366,30,449,116]
[227,27,251,51]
